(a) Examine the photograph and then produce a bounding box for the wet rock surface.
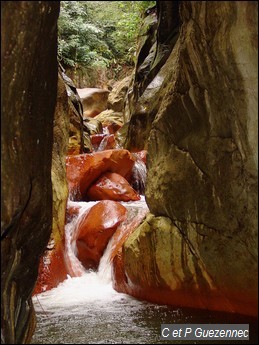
[66,149,136,200]
[86,172,141,202]
[73,201,127,270]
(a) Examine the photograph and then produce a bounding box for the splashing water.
[32,197,257,344]
[97,135,110,151]
[131,159,147,195]
[33,197,148,311]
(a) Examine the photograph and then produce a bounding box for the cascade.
[33,147,257,344]
[64,200,95,278]
[33,207,257,344]
[32,198,157,344]
[32,78,257,343]
[97,134,117,151]
[64,197,148,280]
[130,158,147,195]
[97,135,110,151]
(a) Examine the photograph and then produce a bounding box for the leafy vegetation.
[58,1,156,74]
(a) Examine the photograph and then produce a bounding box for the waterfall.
[32,197,148,314]
[131,156,147,195]
[64,197,148,280]
[64,200,95,278]
[97,135,111,151]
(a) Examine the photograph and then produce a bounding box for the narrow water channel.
[32,197,258,344]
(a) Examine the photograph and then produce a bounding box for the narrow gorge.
[1,1,258,344]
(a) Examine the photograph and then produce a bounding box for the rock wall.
[60,69,85,155]
[52,74,70,245]
[124,1,179,150]
[116,1,258,316]
[33,73,70,295]
[1,2,59,343]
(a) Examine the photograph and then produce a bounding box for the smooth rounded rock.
[87,172,141,202]
[73,200,127,270]
[66,149,135,200]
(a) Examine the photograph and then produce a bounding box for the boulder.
[107,75,131,112]
[73,200,127,270]
[90,134,116,151]
[83,117,103,135]
[111,207,149,292]
[104,123,121,135]
[115,213,258,316]
[86,172,141,202]
[94,109,124,130]
[66,149,135,200]
[77,88,110,118]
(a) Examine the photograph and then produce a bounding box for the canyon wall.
[117,1,258,316]
[1,2,59,343]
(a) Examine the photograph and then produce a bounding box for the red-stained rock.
[86,172,141,202]
[33,241,68,295]
[112,252,129,293]
[73,200,127,270]
[132,150,147,164]
[90,134,116,151]
[105,123,121,134]
[97,134,116,151]
[111,207,148,293]
[66,149,135,200]
[90,134,107,146]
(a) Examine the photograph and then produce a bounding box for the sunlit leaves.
[58,1,156,69]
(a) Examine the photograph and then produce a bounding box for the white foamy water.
[33,232,140,320]
[33,197,148,316]
[32,197,256,344]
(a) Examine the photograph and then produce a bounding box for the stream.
[32,266,258,344]
[32,197,258,344]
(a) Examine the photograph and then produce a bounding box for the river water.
[32,249,257,344]
[32,198,257,344]
[32,271,257,344]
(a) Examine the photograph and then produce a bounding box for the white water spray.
[33,197,148,314]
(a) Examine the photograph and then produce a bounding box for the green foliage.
[58,1,111,68]
[58,1,156,71]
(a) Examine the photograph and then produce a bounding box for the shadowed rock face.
[1,2,59,343]
[33,73,70,296]
[115,1,258,316]
[124,1,179,150]
[60,70,85,155]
